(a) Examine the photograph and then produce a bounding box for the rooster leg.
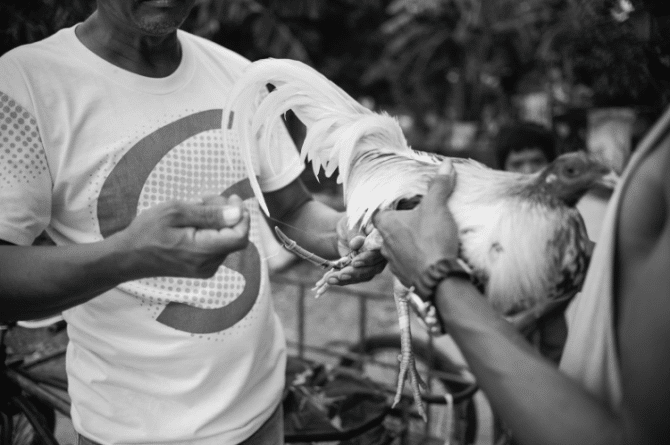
[274,227,350,269]
[392,278,427,421]
[275,226,355,297]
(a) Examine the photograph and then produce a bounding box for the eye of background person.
[504,148,549,174]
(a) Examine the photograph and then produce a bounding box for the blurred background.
[3,0,670,188]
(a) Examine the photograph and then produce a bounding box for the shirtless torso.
[614,127,670,444]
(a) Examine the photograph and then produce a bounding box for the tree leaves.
[2,0,667,129]
[0,0,94,55]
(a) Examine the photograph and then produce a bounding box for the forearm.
[0,237,136,321]
[273,198,342,259]
[436,277,622,445]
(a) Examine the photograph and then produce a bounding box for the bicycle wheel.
[340,334,478,444]
[3,396,56,445]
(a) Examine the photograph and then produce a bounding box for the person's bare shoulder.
[618,136,669,255]
[615,131,670,444]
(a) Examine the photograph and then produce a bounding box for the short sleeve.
[257,119,305,192]
[0,55,52,245]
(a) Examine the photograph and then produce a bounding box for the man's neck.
[76,11,182,78]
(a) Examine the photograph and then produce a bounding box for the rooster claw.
[332,256,354,269]
[313,268,340,298]
[274,226,360,298]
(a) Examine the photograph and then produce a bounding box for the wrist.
[105,232,149,281]
[408,257,472,335]
[436,273,473,294]
[413,257,472,301]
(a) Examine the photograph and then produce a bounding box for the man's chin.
[134,3,193,36]
[137,17,186,36]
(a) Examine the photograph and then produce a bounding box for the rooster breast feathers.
[447,164,590,313]
[223,58,591,314]
[379,156,591,314]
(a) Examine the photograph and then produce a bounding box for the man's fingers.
[328,266,379,285]
[193,210,250,252]
[222,205,243,226]
[371,210,407,248]
[224,207,250,237]
[348,235,365,251]
[172,201,244,229]
[351,250,386,267]
[227,194,243,207]
[200,193,226,206]
[422,159,456,209]
[372,209,391,231]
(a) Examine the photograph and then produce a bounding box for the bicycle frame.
[1,322,68,445]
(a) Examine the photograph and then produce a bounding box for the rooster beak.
[597,170,620,189]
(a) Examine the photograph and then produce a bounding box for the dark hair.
[494,122,557,170]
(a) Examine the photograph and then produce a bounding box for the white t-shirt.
[0,26,304,444]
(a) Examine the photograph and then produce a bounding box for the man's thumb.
[175,203,242,229]
[425,159,456,206]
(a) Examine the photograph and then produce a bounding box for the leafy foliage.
[2,0,668,146]
[546,0,670,107]
[0,0,94,55]
[184,0,312,63]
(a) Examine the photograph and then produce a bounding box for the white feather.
[222,58,406,215]
[224,58,585,314]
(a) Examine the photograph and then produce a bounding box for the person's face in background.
[504,147,549,174]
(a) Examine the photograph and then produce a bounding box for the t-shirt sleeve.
[0,55,52,245]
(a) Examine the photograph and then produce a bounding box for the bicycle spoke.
[11,395,59,445]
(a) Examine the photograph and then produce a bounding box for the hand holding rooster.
[373,160,458,292]
[313,216,387,292]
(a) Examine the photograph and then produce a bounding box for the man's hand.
[324,217,387,287]
[112,194,250,280]
[372,160,458,288]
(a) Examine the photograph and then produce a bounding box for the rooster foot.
[312,268,336,298]
[275,227,356,298]
[275,227,345,270]
[393,349,427,421]
[393,280,427,421]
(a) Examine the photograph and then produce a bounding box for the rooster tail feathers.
[222,62,284,215]
[223,58,410,214]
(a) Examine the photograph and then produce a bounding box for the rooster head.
[534,151,617,206]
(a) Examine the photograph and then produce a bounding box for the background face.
[504,148,549,174]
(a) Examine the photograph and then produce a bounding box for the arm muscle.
[263,178,343,259]
[616,141,670,444]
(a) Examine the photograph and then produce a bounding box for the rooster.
[221,58,615,419]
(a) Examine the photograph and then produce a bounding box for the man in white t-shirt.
[0,1,385,444]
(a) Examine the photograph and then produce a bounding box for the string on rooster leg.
[273,226,350,270]
[267,218,361,298]
[218,126,344,270]
[255,214,338,265]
